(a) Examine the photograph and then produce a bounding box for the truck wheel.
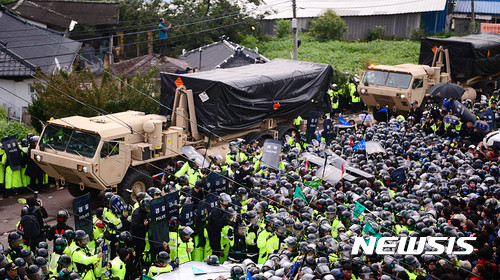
[67,183,100,198]
[254,132,273,146]
[275,125,298,142]
[119,169,153,203]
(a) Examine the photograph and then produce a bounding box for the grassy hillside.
[255,35,421,73]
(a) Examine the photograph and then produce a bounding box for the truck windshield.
[40,124,101,158]
[363,70,412,89]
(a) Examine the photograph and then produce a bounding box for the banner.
[306,112,320,143]
[338,116,352,126]
[204,171,228,194]
[166,191,180,218]
[293,186,307,204]
[353,139,366,150]
[353,202,366,217]
[2,136,23,171]
[323,118,335,145]
[73,193,93,240]
[304,179,321,189]
[150,196,169,247]
[260,139,282,170]
[363,221,378,235]
[180,203,195,228]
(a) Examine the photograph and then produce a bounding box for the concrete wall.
[262,13,422,41]
[0,78,34,123]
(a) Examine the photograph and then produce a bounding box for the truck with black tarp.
[160,58,333,146]
[32,59,332,200]
[359,33,500,115]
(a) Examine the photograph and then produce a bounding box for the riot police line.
[4,94,500,280]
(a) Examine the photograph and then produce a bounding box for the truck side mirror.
[364,81,369,86]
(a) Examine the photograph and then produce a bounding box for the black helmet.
[34,256,47,268]
[118,231,132,245]
[27,264,41,279]
[74,230,89,246]
[156,251,171,265]
[35,248,48,260]
[14,257,27,270]
[218,193,232,205]
[136,192,147,203]
[104,192,114,203]
[8,232,23,249]
[20,248,34,262]
[37,242,49,250]
[54,238,68,254]
[140,197,152,212]
[58,254,72,267]
[207,255,220,266]
[62,229,75,242]
[230,265,244,279]
[56,210,69,224]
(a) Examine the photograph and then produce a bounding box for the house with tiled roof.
[0,7,81,122]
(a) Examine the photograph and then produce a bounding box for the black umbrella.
[427,82,465,100]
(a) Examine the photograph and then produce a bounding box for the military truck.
[358,33,500,115]
[31,59,332,200]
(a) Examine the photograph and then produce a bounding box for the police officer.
[146,251,177,277]
[130,197,151,271]
[175,158,203,186]
[177,226,194,264]
[408,100,423,123]
[108,248,130,280]
[48,238,67,274]
[48,210,73,247]
[328,84,340,115]
[161,160,177,186]
[5,232,25,260]
[207,193,234,259]
[225,142,246,167]
[228,222,247,263]
[349,76,361,113]
[71,230,103,280]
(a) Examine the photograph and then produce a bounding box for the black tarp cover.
[419,33,500,81]
[160,59,333,136]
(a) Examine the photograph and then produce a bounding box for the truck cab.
[32,111,182,200]
[358,64,440,115]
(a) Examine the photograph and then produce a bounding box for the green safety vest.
[349,83,360,103]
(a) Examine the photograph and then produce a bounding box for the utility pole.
[470,0,475,34]
[292,0,298,60]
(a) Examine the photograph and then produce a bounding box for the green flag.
[363,221,377,235]
[304,179,321,189]
[353,202,366,217]
[294,186,307,204]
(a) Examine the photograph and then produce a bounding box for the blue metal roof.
[455,0,500,15]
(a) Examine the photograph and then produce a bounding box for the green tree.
[29,68,161,133]
[309,9,348,41]
[275,19,290,38]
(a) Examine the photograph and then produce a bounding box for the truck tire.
[67,183,100,198]
[253,132,273,145]
[244,132,261,143]
[275,125,298,143]
[119,169,153,203]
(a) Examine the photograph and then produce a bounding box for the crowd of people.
[3,89,500,280]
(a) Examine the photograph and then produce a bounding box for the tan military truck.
[31,59,333,200]
[359,33,500,115]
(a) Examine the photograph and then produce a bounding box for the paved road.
[0,185,104,251]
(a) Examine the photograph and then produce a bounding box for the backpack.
[20,208,41,238]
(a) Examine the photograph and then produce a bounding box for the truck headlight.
[35,155,42,162]
[400,94,406,100]
[83,166,88,173]
[361,89,366,94]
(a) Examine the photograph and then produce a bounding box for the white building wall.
[0,78,34,122]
